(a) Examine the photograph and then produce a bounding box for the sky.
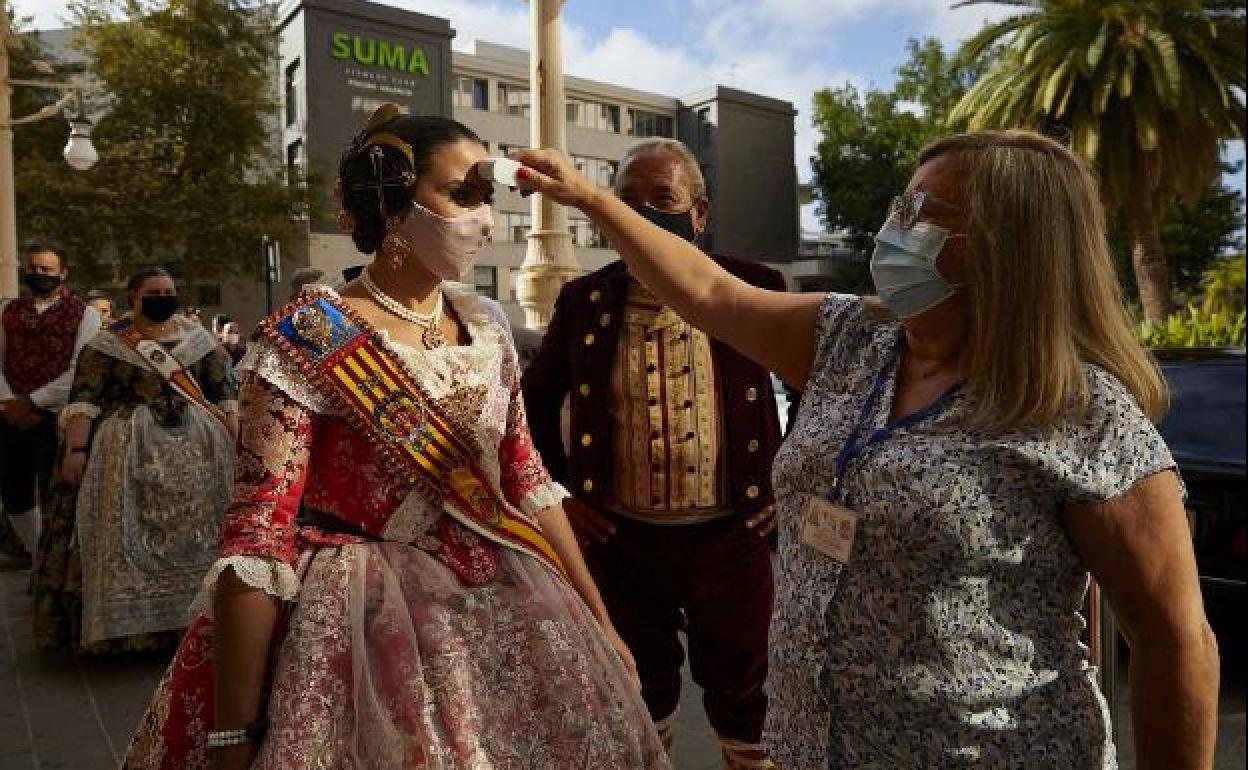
[12,0,1246,232]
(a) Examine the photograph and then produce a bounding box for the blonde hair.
[918,130,1167,430]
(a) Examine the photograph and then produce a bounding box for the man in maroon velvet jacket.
[0,243,100,557]
[522,140,784,769]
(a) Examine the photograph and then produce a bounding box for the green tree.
[810,38,980,252]
[1109,166,1245,303]
[15,0,316,288]
[7,14,93,274]
[950,0,1246,322]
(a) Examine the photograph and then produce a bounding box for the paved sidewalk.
[2,560,1242,769]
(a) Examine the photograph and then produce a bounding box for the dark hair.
[23,240,66,269]
[126,266,173,293]
[337,111,481,254]
[84,289,112,303]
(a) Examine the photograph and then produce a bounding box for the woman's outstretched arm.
[510,148,825,388]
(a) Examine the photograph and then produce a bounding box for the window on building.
[284,59,300,127]
[697,106,714,149]
[571,156,619,188]
[496,82,530,117]
[602,103,621,133]
[453,76,489,110]
[568,219,609,249]
[569,99,621,134]
[566,98,621,133]
[286,139,305,185]
[509,268,524,301]
[499,212,532,243]
[473,266,498,300]
[628,108,673,138]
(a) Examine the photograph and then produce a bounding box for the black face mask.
[141,295,180,322]
[634,204,699,242]
[22,272,62,295]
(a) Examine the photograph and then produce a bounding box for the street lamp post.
[1,2,97,299]
[515,0,580,330]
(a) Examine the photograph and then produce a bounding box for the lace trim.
[236,339,336,415]
[516,482,569,518]
[188,555,301,619]
[59,401,102,428]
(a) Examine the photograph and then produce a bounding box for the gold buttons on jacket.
[748,439,760,453]
[746,485,760,499]
[580,433,593,447]
[599,313,611,327]
[589,290,602,302]
[584,333,595,346]
[579,383,591,397]
[746,387,758,402]
[582,478,594,492]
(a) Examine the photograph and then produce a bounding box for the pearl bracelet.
[206,729,249,748]
[207,716,269,749]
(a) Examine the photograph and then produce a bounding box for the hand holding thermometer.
[476,157,525,189]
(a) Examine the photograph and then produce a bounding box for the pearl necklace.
[361,269,448,349]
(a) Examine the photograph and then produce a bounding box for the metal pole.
[1087,581,1120,742]
[515,0,579,330]
[262,236,273,314]
[1,0,20,300]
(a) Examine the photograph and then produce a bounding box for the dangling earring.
[381,215,412,271]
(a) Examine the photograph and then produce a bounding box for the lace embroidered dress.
[31,316,237,652]
[123,287,669,770]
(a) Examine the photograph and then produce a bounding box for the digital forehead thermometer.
[477,157,524,188]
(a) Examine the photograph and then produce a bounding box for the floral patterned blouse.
[765,294,1176,769]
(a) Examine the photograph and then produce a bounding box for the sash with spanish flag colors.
[260,291,566,580]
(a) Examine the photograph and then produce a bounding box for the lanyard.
[828,335,960,503]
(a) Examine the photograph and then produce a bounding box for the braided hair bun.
[336,104,483,255]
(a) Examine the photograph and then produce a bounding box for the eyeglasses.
[888,190,960,230]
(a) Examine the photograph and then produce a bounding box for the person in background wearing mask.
[0,242,101,558]
[210,315,247,365]
[123,106,667,770]
[84,290,115,326]
[522,138,786,770]
[509,129,1218,769]
[31,266,238,653]
[219,320,246,365]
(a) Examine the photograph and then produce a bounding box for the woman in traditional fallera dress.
[32,267,238,653]
[123,107,669,770]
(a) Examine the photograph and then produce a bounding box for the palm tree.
[949,1,1245,321]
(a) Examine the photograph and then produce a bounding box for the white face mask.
[869,211,956,319]
[394,202,494,281]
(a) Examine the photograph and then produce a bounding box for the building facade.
[266,0,798,330]
[38,0,800,330]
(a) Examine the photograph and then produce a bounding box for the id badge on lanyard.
[801,495,859,564]
[801,335,958,566]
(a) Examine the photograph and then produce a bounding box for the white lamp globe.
[63,118,98,171]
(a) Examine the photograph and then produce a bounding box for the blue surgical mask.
[869,212,956,319]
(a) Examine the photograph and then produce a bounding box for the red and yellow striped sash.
[263,293,565,578]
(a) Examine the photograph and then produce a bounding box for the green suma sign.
[331,31,430,75]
